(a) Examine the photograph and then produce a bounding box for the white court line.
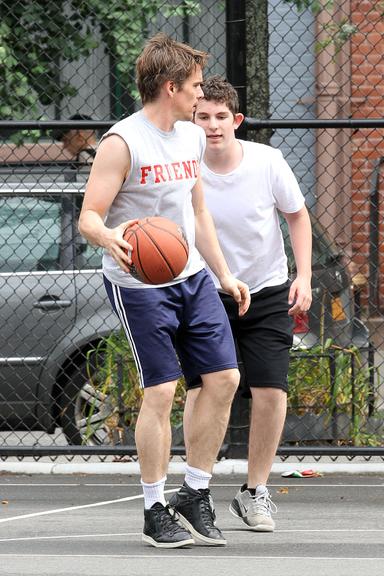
[0,488,177,525]
[0,533,138,542]
[0,483,383,487]
[0,554,382,560]
[225,529,384,534]
[0,528,383,543]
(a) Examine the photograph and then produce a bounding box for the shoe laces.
[249,490,277,517]
[196,489,216,527]
[157,505,185,535]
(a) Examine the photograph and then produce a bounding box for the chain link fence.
[0,0,383,460]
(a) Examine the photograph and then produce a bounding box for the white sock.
[255,484,268,495]
[185,464,212,491]
[141,476,167,509]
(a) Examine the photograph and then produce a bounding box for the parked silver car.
[0,165,120,444]
[0,164,370,445]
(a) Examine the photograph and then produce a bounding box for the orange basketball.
[123,217,189,284]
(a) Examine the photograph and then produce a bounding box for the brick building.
[351,1,384,313]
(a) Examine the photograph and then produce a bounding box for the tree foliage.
[0,0,359,126]
[0,0,200,120]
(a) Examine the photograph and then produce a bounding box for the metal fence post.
[369,156,384,315]
[225,0,248,458]
[226,0,247,139]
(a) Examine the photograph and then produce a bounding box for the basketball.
[123,216,189,284]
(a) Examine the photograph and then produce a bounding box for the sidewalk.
[1,456,383,475]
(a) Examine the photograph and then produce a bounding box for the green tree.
[0,0,200,121]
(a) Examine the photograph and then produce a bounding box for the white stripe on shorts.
[111,283,145,389]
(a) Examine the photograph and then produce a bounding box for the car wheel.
[58,360,125,446]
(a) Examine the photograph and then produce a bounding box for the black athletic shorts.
[219,280,294,398]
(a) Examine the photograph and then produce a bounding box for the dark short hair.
[52,114,94,142]
[201,75,239,115]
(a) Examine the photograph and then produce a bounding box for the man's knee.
[202,368,240,402]
[225,368,241,394]
[250,386,287,403]
[141,380,177,416]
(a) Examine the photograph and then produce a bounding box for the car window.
[0,195,62,273]
[76,243,103,269]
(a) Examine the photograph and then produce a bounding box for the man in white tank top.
[188,76,312,532]
[78,36,250,548]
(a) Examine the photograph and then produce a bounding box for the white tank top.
[202,140,305,294]
[102,111,205,288]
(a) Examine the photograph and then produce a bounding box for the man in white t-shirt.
[185,75,312,531]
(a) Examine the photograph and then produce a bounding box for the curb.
[0,459,383,475]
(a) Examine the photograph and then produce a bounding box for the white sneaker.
[229,484,276,532]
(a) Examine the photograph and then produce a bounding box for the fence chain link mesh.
[0,0,383,461]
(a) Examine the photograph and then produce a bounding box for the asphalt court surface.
[0,473,382,576]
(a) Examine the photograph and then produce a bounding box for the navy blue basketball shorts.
[219,280,294,397]
[103,269,238,389]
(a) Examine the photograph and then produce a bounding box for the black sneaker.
[142,502,194,548]
[168,482,226,546]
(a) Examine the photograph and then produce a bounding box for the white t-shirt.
[101,112,205,288]
[202,140,305,294]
